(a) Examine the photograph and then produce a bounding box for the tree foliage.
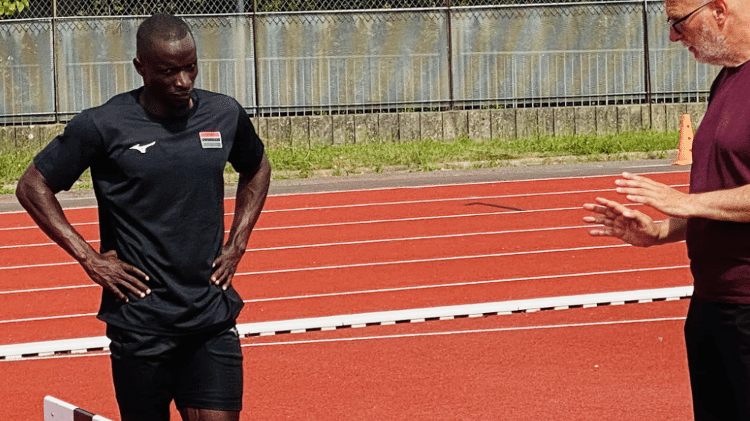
[0,0,29,15]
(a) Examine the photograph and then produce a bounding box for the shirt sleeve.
[228,106,265,174]
[33,111,104,192]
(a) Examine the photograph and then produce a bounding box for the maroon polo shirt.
[687,60,750,303]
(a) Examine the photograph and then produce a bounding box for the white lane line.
[0,263,689,301]
[241,316,687,348]
[247,225,591,252]
[0,205,586,234]
[0,205,589,237]
[0,169,691,216]
[253,205,632,232]
[0,179,688,231]
[0,225,630,275]
[0,284,96,296]
[234,244,633,276]
[0,314,688,361]
[242,265,690,304]
[1,224,590,252]
[256,187,637,214]
[0,223,594,257]
[0,312,97,324]
[0,221,97,232]
[0,261,78,271]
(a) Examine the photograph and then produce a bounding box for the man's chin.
[168,98,193,115]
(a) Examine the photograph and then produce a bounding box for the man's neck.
[139,89,193,119]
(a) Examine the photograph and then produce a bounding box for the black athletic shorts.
[106,324,243,421]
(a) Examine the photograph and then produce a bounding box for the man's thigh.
[107,325,177,421]
[686,298,750,421]
[173,325,244,413]
[107,325,243,421]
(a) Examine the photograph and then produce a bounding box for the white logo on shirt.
[130,141,156,154]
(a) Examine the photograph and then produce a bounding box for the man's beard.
[688,21,734,66]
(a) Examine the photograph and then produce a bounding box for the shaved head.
[133,13,198,118]
[136,14,194,59]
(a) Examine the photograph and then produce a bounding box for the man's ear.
[133,57,144,77]
[711,0,729,27]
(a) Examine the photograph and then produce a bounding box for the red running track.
[1,300,692,420]
[0,169,695,419]
[0,171,690,343]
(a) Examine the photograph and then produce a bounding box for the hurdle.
[1,286,695,361]
[44,396,113,421]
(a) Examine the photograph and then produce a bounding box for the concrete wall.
[0,103,708,151]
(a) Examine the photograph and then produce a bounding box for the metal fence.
[0,0,718,124]
[2,0,649,17]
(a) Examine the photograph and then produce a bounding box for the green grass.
[264,130,679,179]
[0,147,37,194]
[0,130,680,194]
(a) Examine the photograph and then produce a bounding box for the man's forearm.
[687,184,750,222]
[224,153,271,252]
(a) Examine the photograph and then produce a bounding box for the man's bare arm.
[210,153,272,289]
[16,163,150,301]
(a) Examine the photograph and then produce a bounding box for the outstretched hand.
[614,172,692,218]
[583,197,661,247]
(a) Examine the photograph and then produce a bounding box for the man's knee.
[178,407,240,421]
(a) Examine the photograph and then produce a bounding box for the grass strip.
[0,130,680,194]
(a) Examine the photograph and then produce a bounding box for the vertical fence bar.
[251,0,260,116]
[444,0,454,110]
[642,0,653,127]
[51,0,59,123]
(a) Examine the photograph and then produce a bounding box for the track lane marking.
[0,265,690,323]
[234,244,635,276]
[0,168,691,216]
[0,181,687,230]
[0,228,648,270]
[241,316,688,348]
[242,265,691,303]
[0,314,688,361]
[0,224,592,251]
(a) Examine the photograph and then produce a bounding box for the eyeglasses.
[667,1,712,35]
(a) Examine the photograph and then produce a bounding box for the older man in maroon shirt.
[584,0,750,419]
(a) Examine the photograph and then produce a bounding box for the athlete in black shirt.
[16,14,271,421]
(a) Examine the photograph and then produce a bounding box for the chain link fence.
[0,1,717,124]
[3,0,639,18]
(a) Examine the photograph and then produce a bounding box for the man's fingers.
[211,249,243,291]
[210,264,236,290]
[98,272,151,301]
[620,172,661,186]
[588,227,614,237]
[104,284,130,302]
[592,197,637,218]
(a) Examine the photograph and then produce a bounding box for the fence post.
[445,0,454,111]
[642,0,653,128]
[51,0,60,124]
[251,0,261,116]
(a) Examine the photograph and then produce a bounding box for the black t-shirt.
[34,88,265,334]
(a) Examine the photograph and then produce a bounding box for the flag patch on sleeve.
[199,132,222,149]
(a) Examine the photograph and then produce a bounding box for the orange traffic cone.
[672,114,693,166]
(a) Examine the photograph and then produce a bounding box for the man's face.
[666,0,731,66]
[135,35,198,115]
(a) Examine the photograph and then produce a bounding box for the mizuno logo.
[130,142,156,154]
